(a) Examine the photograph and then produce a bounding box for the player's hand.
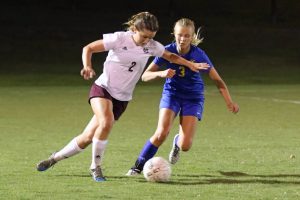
[227,102,239,114]
[80,66,96,80]
[190,63,210,72]
[160,69,176,78]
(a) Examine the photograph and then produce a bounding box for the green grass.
[0,83,300,199]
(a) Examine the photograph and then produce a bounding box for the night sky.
[1,0,299,74]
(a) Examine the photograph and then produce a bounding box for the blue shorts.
[159,95,204,120]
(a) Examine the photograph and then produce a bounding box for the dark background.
[1,0,300,85]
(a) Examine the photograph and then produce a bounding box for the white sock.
[90,138,108,169]
[54,137,83,161]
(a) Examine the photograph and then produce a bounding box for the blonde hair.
[124,12,159,32]
[174,18,203,46]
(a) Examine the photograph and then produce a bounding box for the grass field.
[0,82,299,200]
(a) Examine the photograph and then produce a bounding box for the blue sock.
[135,140,158,171]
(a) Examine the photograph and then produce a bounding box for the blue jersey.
[153,43,213,100]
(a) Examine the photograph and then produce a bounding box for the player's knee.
[77,135,93,148]
[98,118,114,132]
[180,141,192,151]
[154,129,169,143]
[181,145,191,151]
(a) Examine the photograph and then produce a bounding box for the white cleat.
[169,134,180,164]
[126,168,141,176]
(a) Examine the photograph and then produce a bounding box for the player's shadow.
[52,171,300,185]
[54,174,90,178]
[54,174,132,180]
[218,171,300,178]
[166,171,300,185]
[54,173,146,182]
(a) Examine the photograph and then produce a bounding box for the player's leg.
[55,115,99,160]
[126,96,178,176]
[169,99,203,164]
[150,108,176,146]
[89,97,114,182]
[36,116,98,172]
[89,95,128,181]
[178,116,198,150]
[76,115,99,148]
[169,116,198,164]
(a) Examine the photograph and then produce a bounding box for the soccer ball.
[143,157,171,182]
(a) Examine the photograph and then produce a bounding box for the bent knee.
[180,142,192,152]
[77,135,93,148]
[98,119,114,132]
[154,130,169,143]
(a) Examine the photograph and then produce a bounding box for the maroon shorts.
[89,83,128,120]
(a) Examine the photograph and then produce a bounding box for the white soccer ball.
[143,157,171,182]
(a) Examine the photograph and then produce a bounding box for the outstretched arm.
[161,50,209,72]
[141,62,176,82]
[209,68,239,113]
[81,40,106,80]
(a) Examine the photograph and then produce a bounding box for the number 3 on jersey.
[128,62,136,72]
[178,66,185,77]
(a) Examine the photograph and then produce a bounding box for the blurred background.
[1,0,300,86]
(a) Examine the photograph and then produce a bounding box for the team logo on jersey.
[122,46,128,50]
[143,47,149,54]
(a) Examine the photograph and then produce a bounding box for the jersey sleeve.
[201,51,214,73]
[102,32,122,51]
[151,41,165,57]
[153,56,168,69]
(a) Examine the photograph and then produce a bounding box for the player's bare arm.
[142,62,176,82]
[81,40,106,80]
[161,50,209,72]
[209,68,239,113]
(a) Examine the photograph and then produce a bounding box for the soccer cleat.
[125,168,141,176]
[90,166,106,182]
[169,134,180,164]
[36,152,57,171]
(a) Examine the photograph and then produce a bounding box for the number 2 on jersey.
[128,62,136,72]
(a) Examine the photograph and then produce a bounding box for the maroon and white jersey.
[95,31,164,101]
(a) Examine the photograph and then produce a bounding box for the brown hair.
[124,12,159,32]
[174,18,203,46]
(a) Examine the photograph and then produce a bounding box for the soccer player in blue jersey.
[126,18,239,176]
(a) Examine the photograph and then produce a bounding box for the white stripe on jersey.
[95,31,165,101]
